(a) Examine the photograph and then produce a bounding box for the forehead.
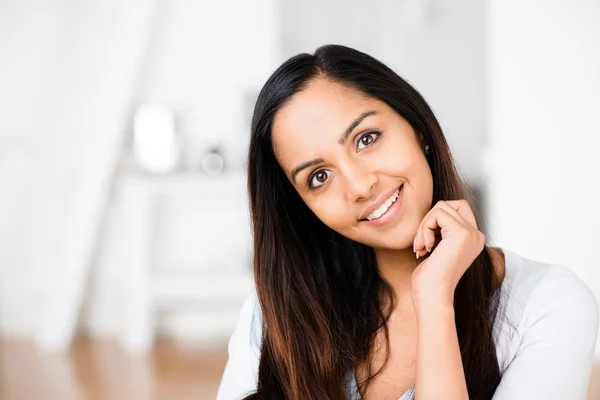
[272,79,385,169]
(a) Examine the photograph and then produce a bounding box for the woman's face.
[272,78,433,250]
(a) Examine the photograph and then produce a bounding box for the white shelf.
[150,271,253,308]
[119,170,247,193]
[117,167,253,352]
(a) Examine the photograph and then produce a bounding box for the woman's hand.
[411,199,485,311]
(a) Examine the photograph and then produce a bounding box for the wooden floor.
[0,336,227,400]
[1,336,599,399]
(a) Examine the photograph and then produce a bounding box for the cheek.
[374,137,419,174]
[312,200,352,229]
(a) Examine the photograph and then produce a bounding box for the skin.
[272,77,505,399]
[272,78,433,296]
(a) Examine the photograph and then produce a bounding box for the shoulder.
[231,289,263,352]
[503,251,599,350]
[249,290,263,349]
[216,290,263,399]
[491,252,599,399]
[514,254,598,322]
[526,263,598,336]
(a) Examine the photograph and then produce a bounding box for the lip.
[359,184,404,226]
[359,183,404,221]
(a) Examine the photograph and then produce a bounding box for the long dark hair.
[245,44,511,399]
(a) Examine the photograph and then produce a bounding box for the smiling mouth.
[359,183,404,222]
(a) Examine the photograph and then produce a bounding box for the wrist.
[412,292,455,318]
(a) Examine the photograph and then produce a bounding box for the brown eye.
[315,171,327,183]
[307,169,332,190]
[361,135,373,146]
[357,131,381,150]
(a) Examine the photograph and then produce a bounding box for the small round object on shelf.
[201,146,225,175]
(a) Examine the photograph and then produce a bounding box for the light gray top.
[217,248,599,399]
[346,371,414,399]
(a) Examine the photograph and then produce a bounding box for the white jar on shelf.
[133,104,181,174]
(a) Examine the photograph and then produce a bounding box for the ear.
[416,130,426,146]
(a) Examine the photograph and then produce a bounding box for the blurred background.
[0,0,599,399]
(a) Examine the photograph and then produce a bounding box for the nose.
[344,163,377,202]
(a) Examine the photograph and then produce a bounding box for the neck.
[374,247,419,310]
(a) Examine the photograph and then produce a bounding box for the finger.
[415,207,465,257]
[427,200,475,230]
[415,241,430,259]
[423,207,465,236]
[415,217,439,254]
[414,201,464,253]
[414,208,436,254]
[439,199,478,230]
[423,227,442,254]
[414,218,434,255]
[414,199,477,254]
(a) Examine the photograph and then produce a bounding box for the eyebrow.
[290,110,378,184]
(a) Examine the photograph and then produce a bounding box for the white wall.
[5,0,595,350]
[0,0,70,336]
[83,0,280,342]
[482,0,600,354]
[0,0,161,347]
[0,0,279,342]
[279,0,486,184]
[0,0,488,342]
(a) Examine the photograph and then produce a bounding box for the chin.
[373,241,409,251]
[351,234,408,251]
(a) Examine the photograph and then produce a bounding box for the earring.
[425,144,431,156]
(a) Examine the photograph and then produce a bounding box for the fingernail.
[426,246,431,252]
[416,251,419,260]
[413,237,416,252]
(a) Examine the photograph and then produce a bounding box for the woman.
[217,44,599,399]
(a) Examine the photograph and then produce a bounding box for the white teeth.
[366,187,401,221]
